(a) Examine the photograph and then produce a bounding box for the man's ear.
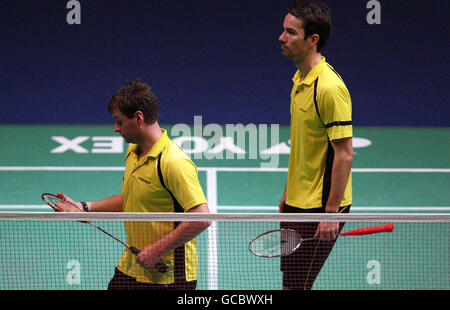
[307,34,320,50]
[134,111,145,125]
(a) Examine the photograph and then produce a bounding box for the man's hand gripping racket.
[41,193,168,273]
[249,224,394,258]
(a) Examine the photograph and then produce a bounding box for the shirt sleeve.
[163,156,207,212]
[318,83,353,141]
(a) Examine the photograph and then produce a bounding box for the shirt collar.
[149,128,169,158]
[292,56,326,86]
[129,128,170,160]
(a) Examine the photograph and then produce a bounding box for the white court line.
[0,166,125,171]
[0,166,449,173]
[0,205,51,210]
[205,168,218,290]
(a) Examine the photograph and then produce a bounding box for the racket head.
[249,229,303,258]
[41,193,83,212]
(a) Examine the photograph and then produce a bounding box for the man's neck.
[295,52,323,80]
[137,122,163,158]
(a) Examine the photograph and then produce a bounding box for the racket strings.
[42,194,84,213]
[281,230,302,256]
[249,229,303,257]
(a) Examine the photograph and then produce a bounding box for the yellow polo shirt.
[286,57,352,209]
[117,129,207,284]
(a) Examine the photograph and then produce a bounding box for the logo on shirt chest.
[137,176,152,185]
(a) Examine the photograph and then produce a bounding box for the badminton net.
[0,212,448,290]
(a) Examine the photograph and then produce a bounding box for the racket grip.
[154,262,169,274]
[129,246,141,255]
[341,223,394,236]
[129,246,168,273]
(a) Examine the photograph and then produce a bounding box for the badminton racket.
[41,193,168,273]
[249,223,394,258]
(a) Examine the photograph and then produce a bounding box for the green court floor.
[0,125,448,289]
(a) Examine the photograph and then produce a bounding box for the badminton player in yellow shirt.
[278,1,353,290]
[59,79,210,290]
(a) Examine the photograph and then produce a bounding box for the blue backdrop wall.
[1,0,448,126]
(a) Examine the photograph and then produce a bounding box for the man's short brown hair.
[288,1,332,52]
[107,79,159,124]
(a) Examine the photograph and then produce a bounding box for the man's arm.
[57,193,123,212]
[136,203,211,269]
[325,137,353,213]
[278,184,287,213]
[315,137,353,240]
[85,194,124,212]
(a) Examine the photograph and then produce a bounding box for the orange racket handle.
[341,223,394,236]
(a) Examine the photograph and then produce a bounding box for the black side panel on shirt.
[322,140,334,207]
[157,153,186,283]
[313,77,333,208]
[157,153,183,213]
[313,78,324,127]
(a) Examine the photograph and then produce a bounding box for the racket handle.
[129,246,141,255]
[341,223,394,236]
[129,246,168,273]
[154,262,169,274]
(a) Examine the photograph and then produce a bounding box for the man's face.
[279,13,308,62]
[112,108,140,144]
